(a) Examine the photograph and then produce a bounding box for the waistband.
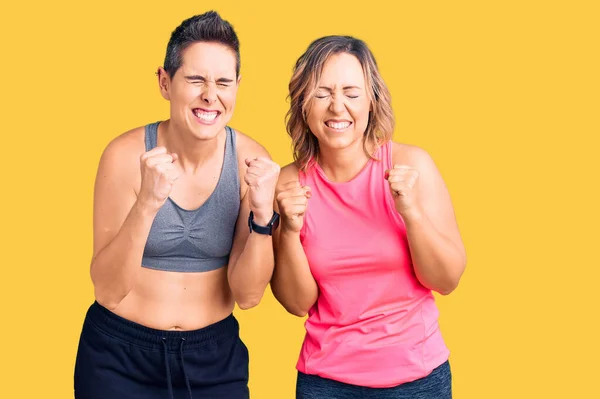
[85,301,239,351]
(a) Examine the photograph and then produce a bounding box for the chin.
[330,134,363,149]
[189,123,226,141]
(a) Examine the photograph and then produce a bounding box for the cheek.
[306,102,327,129]
[218,89,237,108]
[349,103,371,130]
[172,85,198,104]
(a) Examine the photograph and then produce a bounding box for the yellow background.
[1,0,599,398]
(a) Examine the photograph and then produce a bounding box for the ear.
[157,67,171,101]
[236,74,242,87]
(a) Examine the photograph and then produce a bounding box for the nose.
[200,83,217,105]
[329,94,345,115]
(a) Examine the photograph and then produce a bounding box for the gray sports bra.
[141,122,241,272]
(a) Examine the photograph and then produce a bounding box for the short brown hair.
[164,11,240,78]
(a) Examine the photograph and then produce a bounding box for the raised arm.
[90,132,180,309]
[227,137,280,309]
[270,164,318,317]
[385,143,466,295]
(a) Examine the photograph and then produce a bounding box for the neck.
[161,120,224,172]
[317,138,375,182]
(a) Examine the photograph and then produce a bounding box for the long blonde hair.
[286,35,395,170]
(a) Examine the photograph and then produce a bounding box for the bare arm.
[227,192,276,310]
[90,134,179,309]
[227,140,279,309]
[270,164,318,317]
[388,143,466,295]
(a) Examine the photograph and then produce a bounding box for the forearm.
[272,229,318,317]
[90,201,156,308]
[403,212,466,295]
[228,231,275,310]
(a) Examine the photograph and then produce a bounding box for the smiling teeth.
[327,121,350,129]
[194,110,218,121]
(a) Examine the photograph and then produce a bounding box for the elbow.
[93,289,123,311]
[270,278,316,317]
[91,275,125,311]
[236,295,263,310]
[232,282,270,310]
[436,268,465,296]
[288,307,309,317]
[272,292,311,317]
[437,283,458,296]
[237,300,260,310]
[90,260,132,310]
[283,301,312,317]
[439,253,467,295]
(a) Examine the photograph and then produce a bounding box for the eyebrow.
[317,85,362,91]
[184,75,235,83]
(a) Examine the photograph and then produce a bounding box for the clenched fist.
[276,181,311,233]
[385,164,420,218]
[244,157,281,224]
[138,147,181,212]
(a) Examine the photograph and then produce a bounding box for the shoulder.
[100,126,146,163]
[96,125,147,183]
[232,128,270,161]
[231,128,275,199]
[278,162,300,184]
[390,141,436,171]
[390,141,448,191]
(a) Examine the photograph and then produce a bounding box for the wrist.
[400,207,424,225]
[134,198,160,218]
[281,225,301,237]
[251,208,274,226]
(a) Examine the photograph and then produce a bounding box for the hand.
[276,181,311,233]
[244,157,281,224]
[138,147,181,212]
[385,164,421,219]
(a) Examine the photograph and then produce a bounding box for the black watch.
[248,211,280,236]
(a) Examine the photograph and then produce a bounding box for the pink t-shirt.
[296,141,449,388]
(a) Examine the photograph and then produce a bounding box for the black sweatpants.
[74,302,249,399]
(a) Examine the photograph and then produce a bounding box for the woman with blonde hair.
[271,35,466,398]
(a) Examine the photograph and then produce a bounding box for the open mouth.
[324,120,352,131]
[193,108,221,125]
